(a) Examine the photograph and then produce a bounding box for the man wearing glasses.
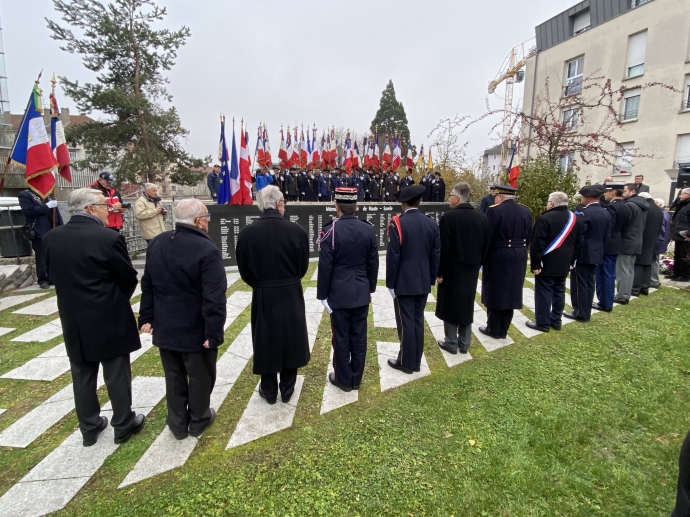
[44,188,145,446]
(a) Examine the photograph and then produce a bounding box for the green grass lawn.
[0,268,688,516]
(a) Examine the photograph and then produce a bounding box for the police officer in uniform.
[480,185,532,339]
[400,170,415,190]
[317,187,379,391]
[564,184,611,322]
[387,185,440,373]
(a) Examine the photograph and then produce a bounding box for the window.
[573,10,591,35]
[559,153,575,172]
[627,31,647,78]
[677,135,690,167]
[562,107,579,131]
[631,0,651,7]
[684,76,690,111]
[565,57,584,96]
[615,142,634,174]
[622,88,641,121]
[69,150,78,162]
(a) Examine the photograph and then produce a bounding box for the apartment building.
[482,144,502,174]
[521,0,690,199]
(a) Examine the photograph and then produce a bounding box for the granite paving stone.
[13,297,59,316]
[0,293,46,312]
[320,349,359,415]
[376,341,430,392]
[423,312,474,367]
[11,319,63,343]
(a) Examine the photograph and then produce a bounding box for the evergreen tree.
[370,80,411,145]
[46,0,208,184]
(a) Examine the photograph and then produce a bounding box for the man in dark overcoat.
[387,185,440,373]
[236,186,310,404]
[317,187,378,391]
[382,171,399,202]
[594,183,629,311]
[139,198,227,440]
[632,193,664,296]
[435,182,489,354]
[18,188,63,288]
[400,171,415,190]
[369,172,382,201]
[300,169,318,202]
[480,185,532,339]
[615,184,649,303]
[43,188,145,447]
[479,186,496,214]
[420,171,433,202]
[527,192,581,332]
[285,167,299,202]
[431,172,446,202]
[564,185,611,322]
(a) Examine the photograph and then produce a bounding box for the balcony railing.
[684,98,690,111]
[620,109,639,122]
[564,77,582,97]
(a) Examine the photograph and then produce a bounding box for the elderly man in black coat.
[631,193,664,296]
[435,182,489,354]
[317,187,378,391]
[139,198,227,440]
[236,186,310,404]
[527,192,581,332]
[43,188,144,447]
[387,185,441,373]
[615,183,649,303]
[480,185,532,339]
[564,185,611,322]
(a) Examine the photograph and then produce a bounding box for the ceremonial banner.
[49,92,72,183]
[229,127,242,204]
[392,136,401,171]
[217,118,231,204]
[239,128,253,204]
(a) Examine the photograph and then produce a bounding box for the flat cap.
[579,184,606,197]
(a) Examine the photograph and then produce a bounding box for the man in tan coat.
[134,183,167,243]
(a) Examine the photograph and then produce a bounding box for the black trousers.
[31,238,49,284]
[393,294,426,370]
[286,195,297,202]
[534,274,567,327]
[159,348,218,436]
[261,369,297,401]
[673,240,690,279]
[570,263,596,321]
[486,309,513,338]
[70,354,135,441]
[330,305,369,388]
[672,430,690,517]
[632,263,652,295]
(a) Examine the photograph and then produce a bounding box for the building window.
[615,142,634,174]
[627,31,647,78]
[562,107,579,131]
[622,88,641,121]
[68,150,79,162]
[631,0,651,7]
[677,134,690,167]
[565,57,584,96]
[573,10,591,35]
[559,153,575,172]
[683,76,690,111]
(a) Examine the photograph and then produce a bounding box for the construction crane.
[488,39,536,170]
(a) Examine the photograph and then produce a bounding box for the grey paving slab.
[226,272,240,287]
[511,310,545,338]
[423,312,473,367]
[320,349,359,415]
[0,293,46,312]
[427,292,436,303]
[13,297,59,316]
[522,288,536,312]
[16,284,54,293]
[0,327,15,337]
[304,287,325,352]
[1,355,69,382]
[130,302,140,313]
[224,291,253,330]
[371,289,397,328]
[0,477,88,517]
[311,267,319,281]
[11,319,62,343]
[131,284,142,299]
[227,376,305,449]
[470,303,515,352]
[378,256,386,280]
[376,341,430,392]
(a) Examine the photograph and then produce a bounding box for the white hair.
[174,198,206,224]
[548,191,569,207]
[654,198,665,207]
[639,192,652,199]
[144,183,157,191]
[682,188,690,195]
[68,188,104,215]
[257,185,283,212]
[451,182,471,203]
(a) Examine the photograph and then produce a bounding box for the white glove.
[46,200,58,208]
[388,288,396,299]
[321,299,333,314]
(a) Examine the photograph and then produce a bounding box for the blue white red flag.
[49,92,71,183]
[392,136,401,171]
[228,126,241,204]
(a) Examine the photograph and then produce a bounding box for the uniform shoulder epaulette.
[489,203,499,208]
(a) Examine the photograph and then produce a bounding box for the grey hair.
[174,198,207,224]
[548,191,569,207]
[639,192,652,199]
[682,188,690,195]
[144,183,157,191]
[257,185,283,211]
[451,182,471,203]
[654,198,665,207]
[68,188,104,215]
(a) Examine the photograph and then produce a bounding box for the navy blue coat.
[317,174,335,199]
[301,175,318,201]
[400,175,415,189]
[139,224,227,352]
[576,202,611,265]
[207,172,220,198]
[604,199,630,255]
[317,215,378,309]
[18,190,63,238]
[386,209,440,295]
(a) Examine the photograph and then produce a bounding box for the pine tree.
[46,0,208,184]
[370,80,411,145]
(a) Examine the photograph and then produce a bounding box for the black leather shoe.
[592,303,612,312]
[173,431,189,440]
[114,414,146,444]
[562,311,578,320]
[189,408,216,438]
[83,416,108,447]
[525,321,549,333]
[459,348,469,354]
[352,384,360,390]
[258,385,277,405]
[550,323,562,331]
[328,372,352,392]
[437,340,458,354]
[478,325,502,339]
[38,281,50,289]
[613,297,629,305]
[387,358,413,374]
[639,289,649,295]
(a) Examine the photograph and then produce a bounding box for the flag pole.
[50,74,58,227]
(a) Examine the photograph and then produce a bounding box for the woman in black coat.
[236,186,310,404]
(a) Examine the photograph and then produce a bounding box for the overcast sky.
[2,0,578,165]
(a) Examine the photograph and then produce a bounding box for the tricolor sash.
[544,211,576,255]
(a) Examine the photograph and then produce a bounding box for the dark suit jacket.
[17,190,63,238]
[635,183,650,193]
[530,205,581,276]
[43,215,140,363]
[604,199,630,255]
[139,224,227,352]
[386,209,440,296]
[636,199,664,265]
[317,215,378,309]
[576,202,611,265]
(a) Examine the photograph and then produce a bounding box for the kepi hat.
[334,187,358,204]
[579,184,606,197]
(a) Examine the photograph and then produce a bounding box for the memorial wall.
[208,202,450,266]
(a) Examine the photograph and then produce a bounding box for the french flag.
[263,126,272,167]
[290,127,300,167]
[300,128,308,168]
[49,93,71,183]
[406,145,414,172]
[278,127,288,167]
[311,127,320,165]
[372,134,380,170]
[255,124,265,169]
[238,126,253,204]
[382,137,392,171]
[228,126,242,204]
[392,135,401,171]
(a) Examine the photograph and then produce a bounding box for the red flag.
[49,93,71,183]
[509,165,520,188]
[382,137,392,171]
[255,125,265,168]
[263,127,272,167]
[239,127,253,204]
[278,128,288,167]
[392,136,401,171]
[406,145,414,172]
[299,128,308,167]
[290,127,300,167]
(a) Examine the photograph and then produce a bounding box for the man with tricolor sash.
[527,192,581,333]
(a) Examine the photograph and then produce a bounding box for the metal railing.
[620,108,639,121]
[120,200,175,256]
